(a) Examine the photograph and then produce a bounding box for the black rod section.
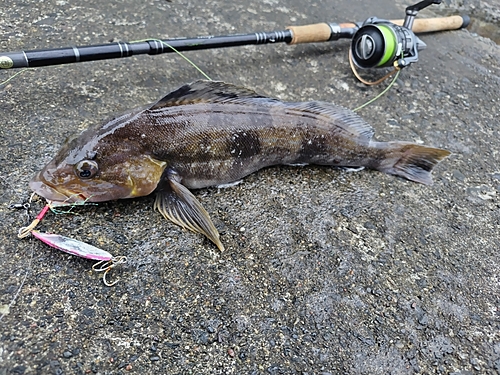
[0,30,293,69]
[0,14,469,70]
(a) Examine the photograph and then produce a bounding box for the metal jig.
[15,200,127,286]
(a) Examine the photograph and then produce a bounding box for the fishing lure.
[31,230,126,286]
[17,201,126,286]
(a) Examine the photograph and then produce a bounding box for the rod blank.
[0,15,469,70]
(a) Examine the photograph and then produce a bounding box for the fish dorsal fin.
[149,80,274,110]
[150,80,374,143]
[285,101,375,143]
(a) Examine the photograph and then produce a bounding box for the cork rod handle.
[286,15,469,45]
[391,15,469,33]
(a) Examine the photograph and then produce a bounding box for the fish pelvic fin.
[373,142,451,185]
[154,169,224,251]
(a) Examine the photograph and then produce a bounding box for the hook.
[92,256,127,286]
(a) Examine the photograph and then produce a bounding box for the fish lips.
[29,170,86,203]
[29,170,132,204]
[29,178,75,203]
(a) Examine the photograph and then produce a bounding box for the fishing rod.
[0,0,468,72]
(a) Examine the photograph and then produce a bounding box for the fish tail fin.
[374,142,451,185]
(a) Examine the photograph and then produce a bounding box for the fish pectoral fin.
[154,174,224,251]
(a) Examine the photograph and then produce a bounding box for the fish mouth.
[29,171,88,204]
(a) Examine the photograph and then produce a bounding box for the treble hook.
[92,256,127,286]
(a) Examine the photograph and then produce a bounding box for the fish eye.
[75,160,98,179]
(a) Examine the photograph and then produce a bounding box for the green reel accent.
[376,25,398,67]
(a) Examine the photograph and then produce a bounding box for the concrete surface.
[0,0,499,374]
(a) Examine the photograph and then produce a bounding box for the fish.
[30,80,451,251]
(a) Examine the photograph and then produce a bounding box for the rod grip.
[286,15,469,45]
[286,23,333,44]
[391,15,470,33]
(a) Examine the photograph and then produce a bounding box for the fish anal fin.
[149,80,272,111]
[154,169,224,251]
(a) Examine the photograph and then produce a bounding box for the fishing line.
[0,237,34,322]
[0,184,36,322]
[348,48,400,87]
[351,50,404,112]
[0,68,34,87]
[146,34,400,111]
[352,69,401,112]
[131,39,213,81]
[48,201,96,215]
[0,40,213,88]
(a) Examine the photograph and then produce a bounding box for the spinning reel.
[350,0,443,70]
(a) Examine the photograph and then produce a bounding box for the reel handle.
[286,15,469,45]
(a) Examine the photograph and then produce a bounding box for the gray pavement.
[0,0,499,374]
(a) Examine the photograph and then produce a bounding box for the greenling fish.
[30,80,450,251]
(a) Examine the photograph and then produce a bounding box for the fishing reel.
[350,0,441,70]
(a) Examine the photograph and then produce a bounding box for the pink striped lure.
[31,230,113,261]
[30,230,126,286]
[16,201,126,286]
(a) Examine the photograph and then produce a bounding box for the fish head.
[30,124,167,204]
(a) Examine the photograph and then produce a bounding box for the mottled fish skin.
[30,80,451,250]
